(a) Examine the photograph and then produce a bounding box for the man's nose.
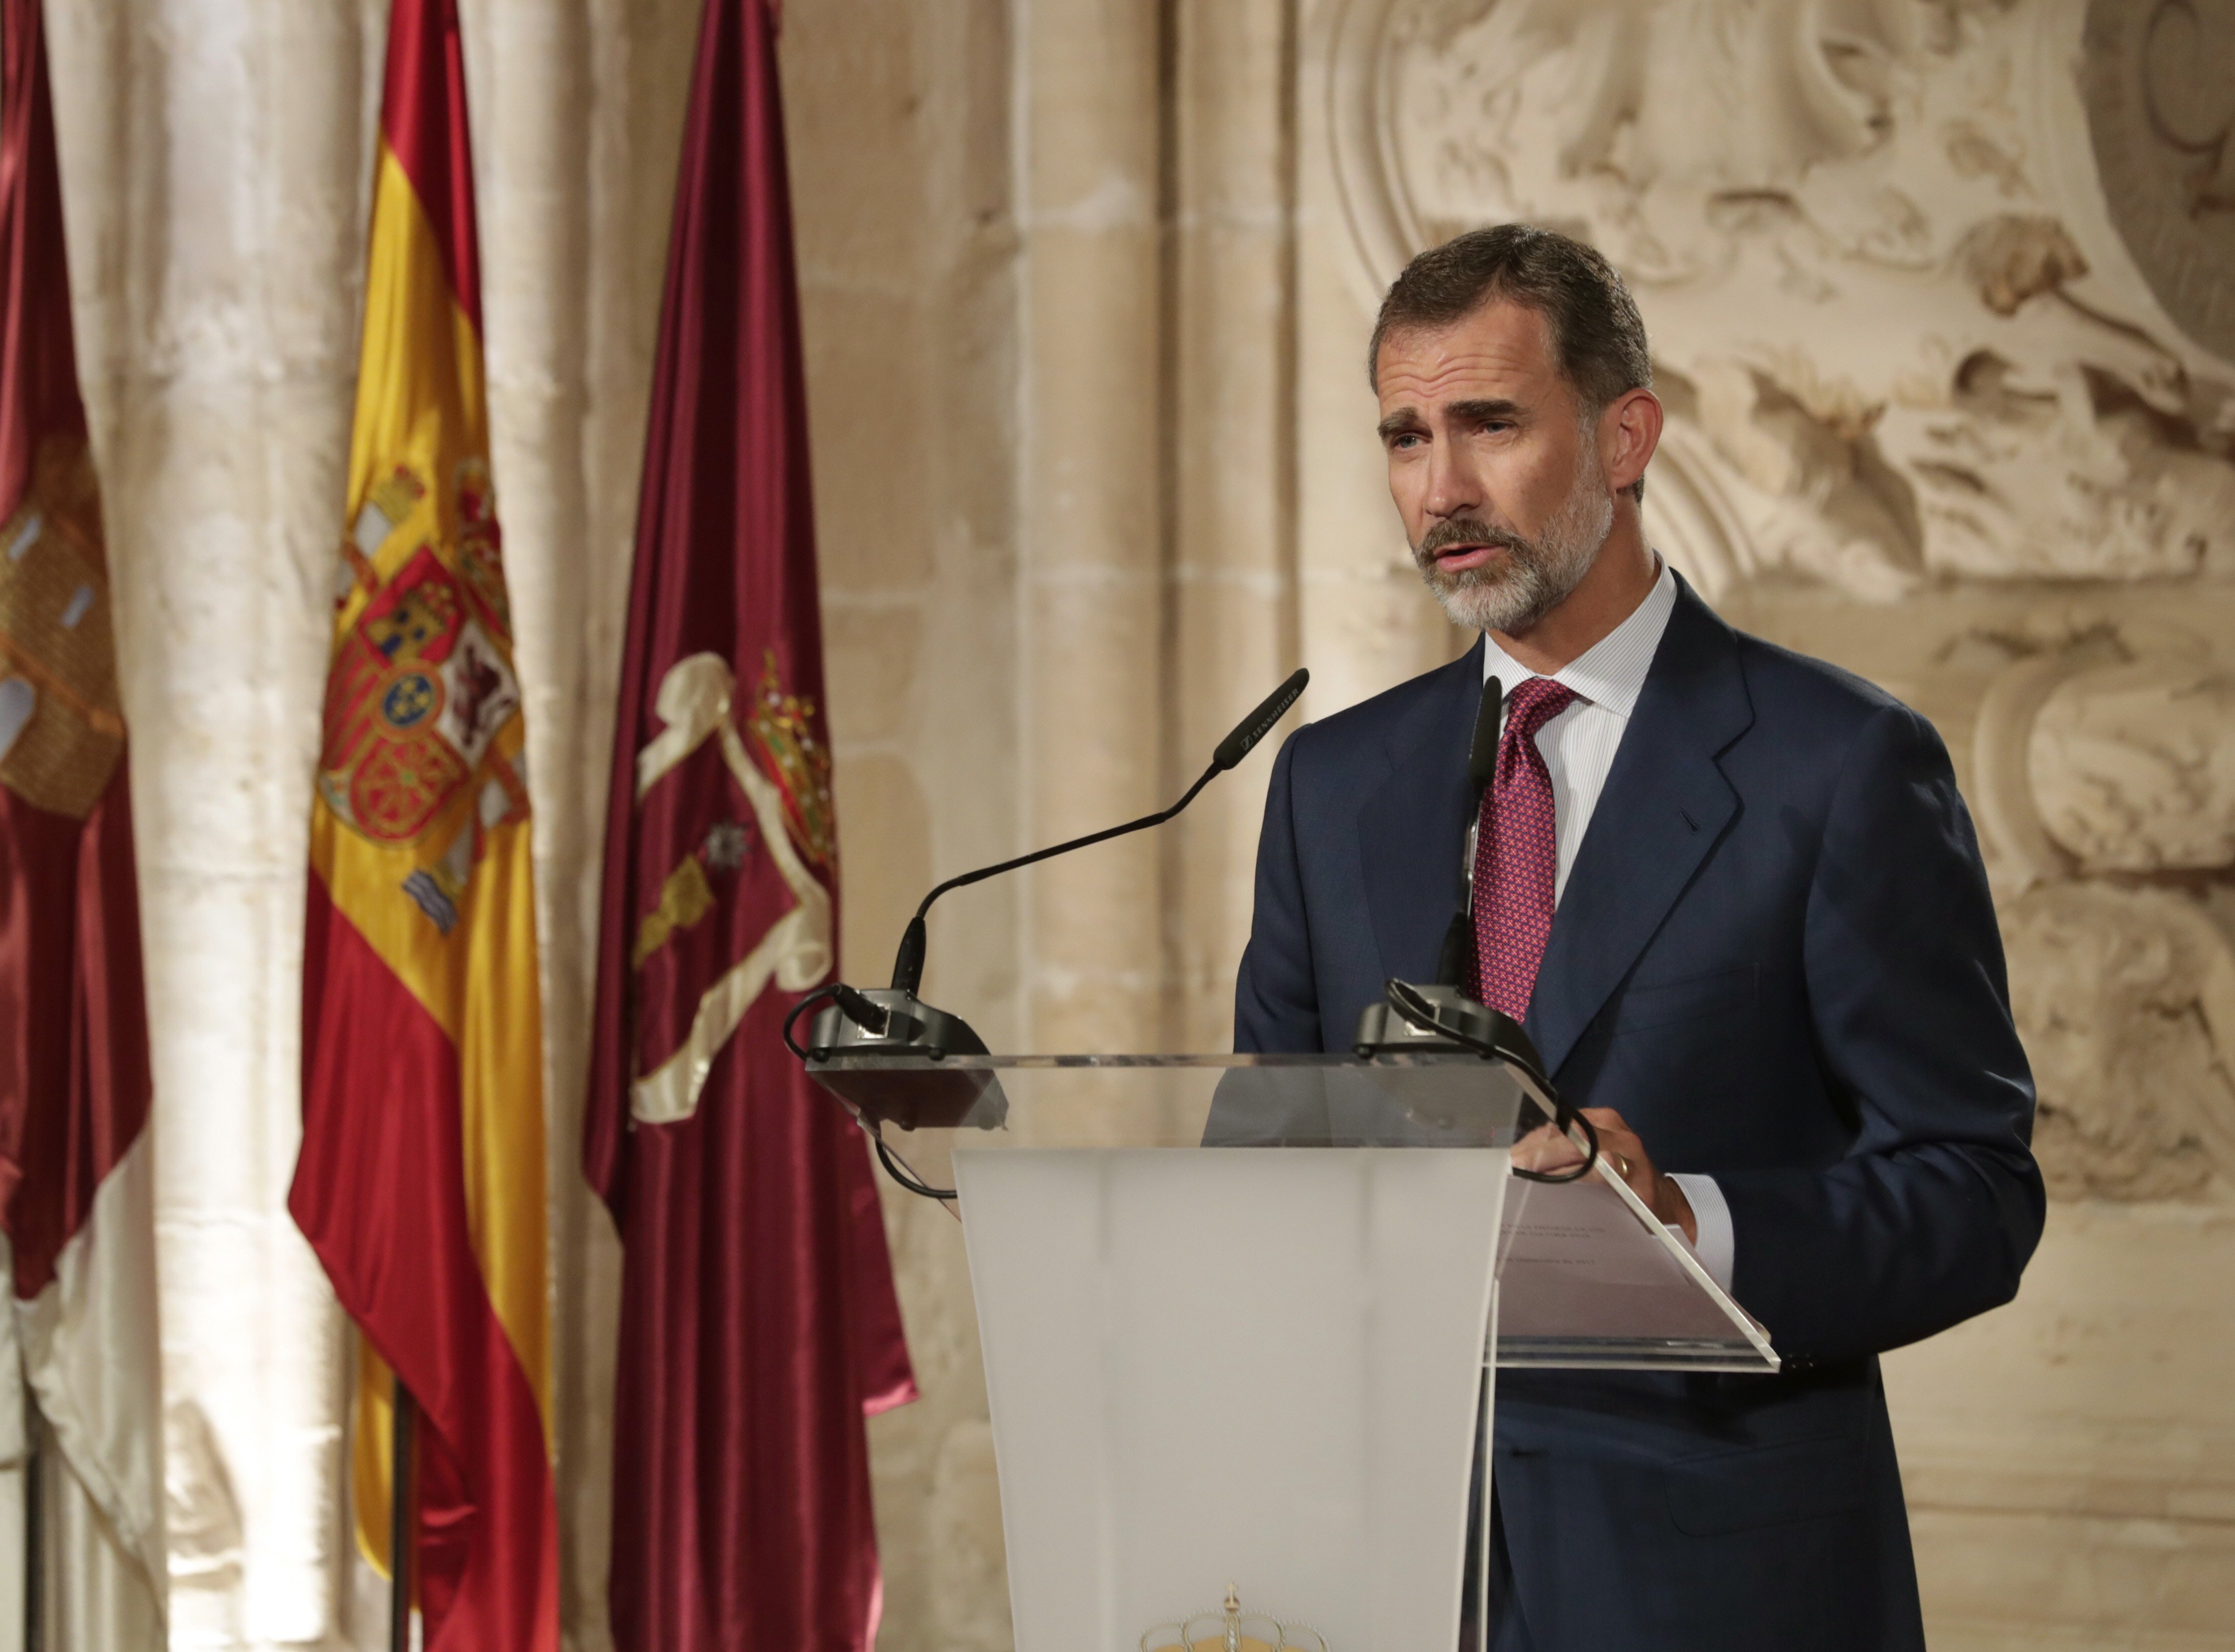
[1421,440,1481,520]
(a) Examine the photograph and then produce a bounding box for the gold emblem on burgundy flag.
[580,9,916,1644]
[626,648,834,1125]
[0,437,126,819]
[744,647,835,869]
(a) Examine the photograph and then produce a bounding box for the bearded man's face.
[1374,299,1617,636]
[1409,455,1613,633]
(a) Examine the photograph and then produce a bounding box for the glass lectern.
[808,1051,1775,1652]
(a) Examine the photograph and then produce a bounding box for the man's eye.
[1389,432,1424,449]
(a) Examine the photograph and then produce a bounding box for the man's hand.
[1511,1106,1697,1245]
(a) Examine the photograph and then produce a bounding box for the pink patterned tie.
[1470,677,1578,1018]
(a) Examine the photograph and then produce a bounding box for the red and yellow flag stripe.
[289,3,555,1646]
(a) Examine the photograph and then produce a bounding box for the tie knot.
[1504,676,1578,742]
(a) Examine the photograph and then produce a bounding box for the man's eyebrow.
[1376,397,1528,440]
[1447,397,1525,423]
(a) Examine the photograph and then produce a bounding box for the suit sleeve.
[1232,731,1325,1054]
[1716,703,2045,1365]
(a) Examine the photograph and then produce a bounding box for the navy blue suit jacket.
[1233,579,2043,1650]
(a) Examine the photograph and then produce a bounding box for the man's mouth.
[1418,520,1527,576]
[1431,542,1503,573]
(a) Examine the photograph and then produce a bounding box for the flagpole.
[390,1379,414,1652]
[24,1400,40,1652]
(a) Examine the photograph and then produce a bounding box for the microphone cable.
[784,984,962,1201]
[1380,979,1600,1184]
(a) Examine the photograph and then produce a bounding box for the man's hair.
[1369,224,1653,502]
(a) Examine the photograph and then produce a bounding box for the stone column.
[1166,0,1302,1052]
[57,3,372,1643]
[1293,5,1461,723]
[457,4,626,1645]
[782,1,1023,1645]
[1014,0,1167,1053]
[558,6,704,1646]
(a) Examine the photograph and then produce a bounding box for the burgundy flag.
[0,0,166,1629]
[584,1,915,1647]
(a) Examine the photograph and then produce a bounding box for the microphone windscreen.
[1468,676,1503,792]
[1213,668,1310,771]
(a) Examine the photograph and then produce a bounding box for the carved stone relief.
[1966,605,2229,884]
[1326,0,2235,598]
[2004,880,2235,1200]
[1956,602,2235,1199]
[2032,658,2235,872]
[2082,0,2235,365]
[1322,0,2235,1204]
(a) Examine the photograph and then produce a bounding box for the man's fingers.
[1511,1111,1666,1209]
[1510,1121,1582,1173]
[1576,1108,1654,1183]
[1565,1109,1693,1235]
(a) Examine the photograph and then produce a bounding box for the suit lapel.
[1358,638,1485,986]
[1526,580,1755,1077]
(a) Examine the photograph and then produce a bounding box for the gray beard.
[1413,464,1615,636]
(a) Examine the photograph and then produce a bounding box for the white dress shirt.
[1478,558,1736,1291]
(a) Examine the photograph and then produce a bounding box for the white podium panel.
[956,1147,1508,1652]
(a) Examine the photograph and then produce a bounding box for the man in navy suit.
[1233,225,2043,1649]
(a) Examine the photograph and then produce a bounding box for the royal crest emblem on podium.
[1143,1585,1327,1652]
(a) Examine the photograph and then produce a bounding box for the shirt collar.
[1480,554,1676,721]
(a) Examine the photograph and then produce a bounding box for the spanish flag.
[288,3,556,1648]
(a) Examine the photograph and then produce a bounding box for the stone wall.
[779,3,1020,1645]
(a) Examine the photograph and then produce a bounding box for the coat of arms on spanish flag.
[287,3,556,1647]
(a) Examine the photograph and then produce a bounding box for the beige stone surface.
[51,7,368,1645]
[1886,1203,2235,1647]
[2032,660,2235,872]
[781,4,1022,1648]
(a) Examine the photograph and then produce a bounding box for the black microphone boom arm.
[889,667,1308,996]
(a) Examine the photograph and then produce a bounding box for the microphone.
[889,666,1309,996]
[1434,675,1502,985]
[797,668,1309,1061]
[1358,671,1579,1157]
[1469,674,1503,792]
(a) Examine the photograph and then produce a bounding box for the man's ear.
[1602,388,1663,496]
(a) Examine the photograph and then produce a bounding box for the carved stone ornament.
[1967,606,2232,884]
[1325,0,2235,596]
[2083,0,2235,365]
[1325,1,2235,1203]
[2031,657,2235,873]
[2003,881,2235,1200]
[1954,608,2235,1202]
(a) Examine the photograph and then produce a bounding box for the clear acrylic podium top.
[808,1052,1778,1373]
